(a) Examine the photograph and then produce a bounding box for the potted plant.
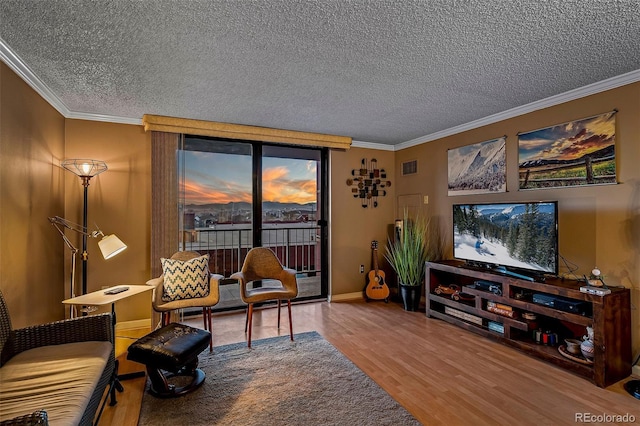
[385,210,432,311]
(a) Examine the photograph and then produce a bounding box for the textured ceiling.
[1,0,639,146]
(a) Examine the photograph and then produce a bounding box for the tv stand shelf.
[426,260,631,387]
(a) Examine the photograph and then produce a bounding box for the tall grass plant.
[385,210,432,287]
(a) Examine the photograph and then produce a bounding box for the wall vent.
[402,160,418,176]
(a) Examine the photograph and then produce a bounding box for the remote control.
[104,286,129,295]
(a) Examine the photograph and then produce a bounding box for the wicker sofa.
[0,290,117,426]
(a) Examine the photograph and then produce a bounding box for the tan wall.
[0,63,66,327]
[394,82,640,357]
[330,147,396,298]
[63,120,151,322]
[2,60,637,358]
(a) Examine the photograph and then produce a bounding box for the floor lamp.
[49,216,127,317]
[61,159,108,297]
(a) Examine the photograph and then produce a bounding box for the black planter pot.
[399,284,421,311]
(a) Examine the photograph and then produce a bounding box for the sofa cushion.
[161,254,210,302]
[0,341,111,425]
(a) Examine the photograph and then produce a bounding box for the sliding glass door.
[261,145,325,300]
[178,137,327,310]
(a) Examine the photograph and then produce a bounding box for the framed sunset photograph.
[518,111,617,190]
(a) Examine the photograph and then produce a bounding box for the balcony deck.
[216,274,323,310]
[181,223,323,310]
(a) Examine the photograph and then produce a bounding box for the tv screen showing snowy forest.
[453,202,558,275]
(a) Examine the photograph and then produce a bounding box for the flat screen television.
[453,201,558,280]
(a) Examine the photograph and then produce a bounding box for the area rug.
[138,331,420,425]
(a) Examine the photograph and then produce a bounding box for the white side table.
[63,285,154,389]
[63,285,153,312]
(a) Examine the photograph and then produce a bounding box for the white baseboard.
[329,292,363,302]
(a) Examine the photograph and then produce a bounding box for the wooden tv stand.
[425,260,631,387]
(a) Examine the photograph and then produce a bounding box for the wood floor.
[99,300,639,426]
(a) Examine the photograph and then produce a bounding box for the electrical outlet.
[424,195,429,204]
[359,265,364,273]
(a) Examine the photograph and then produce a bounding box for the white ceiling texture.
[1,0,639,149]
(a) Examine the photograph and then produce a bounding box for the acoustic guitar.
[364,240,390,302]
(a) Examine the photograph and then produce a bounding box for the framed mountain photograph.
[518,111,617,190]
[448,136,506,196]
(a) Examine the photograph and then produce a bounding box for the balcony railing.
[181,223,320,277]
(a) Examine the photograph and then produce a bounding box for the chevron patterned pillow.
[161,254,211,302]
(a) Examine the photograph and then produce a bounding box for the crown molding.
[1,37,142,125]
[0,37,71,116]
[65,110,142,125]
[396,68,640,151]
[350,140,395,151]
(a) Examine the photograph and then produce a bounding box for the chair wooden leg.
[202,307,207,330]
[247,303,253,348]
[208,308,213,340]
[287,299,293,341]
[203,307,213,352]
[244,307,249,333]
[277,299,282,329]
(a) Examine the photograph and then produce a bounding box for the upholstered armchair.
[230,247,298,348]
[146,251,222,351]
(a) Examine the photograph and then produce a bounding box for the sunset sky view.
[181,151,318,205]
[518,111,615,163]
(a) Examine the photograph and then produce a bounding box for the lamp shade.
[61,159,108,178]
[98,234,127,259]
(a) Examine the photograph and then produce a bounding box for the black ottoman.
[127,323,211,397]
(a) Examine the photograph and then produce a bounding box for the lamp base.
[624,379,640,400]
